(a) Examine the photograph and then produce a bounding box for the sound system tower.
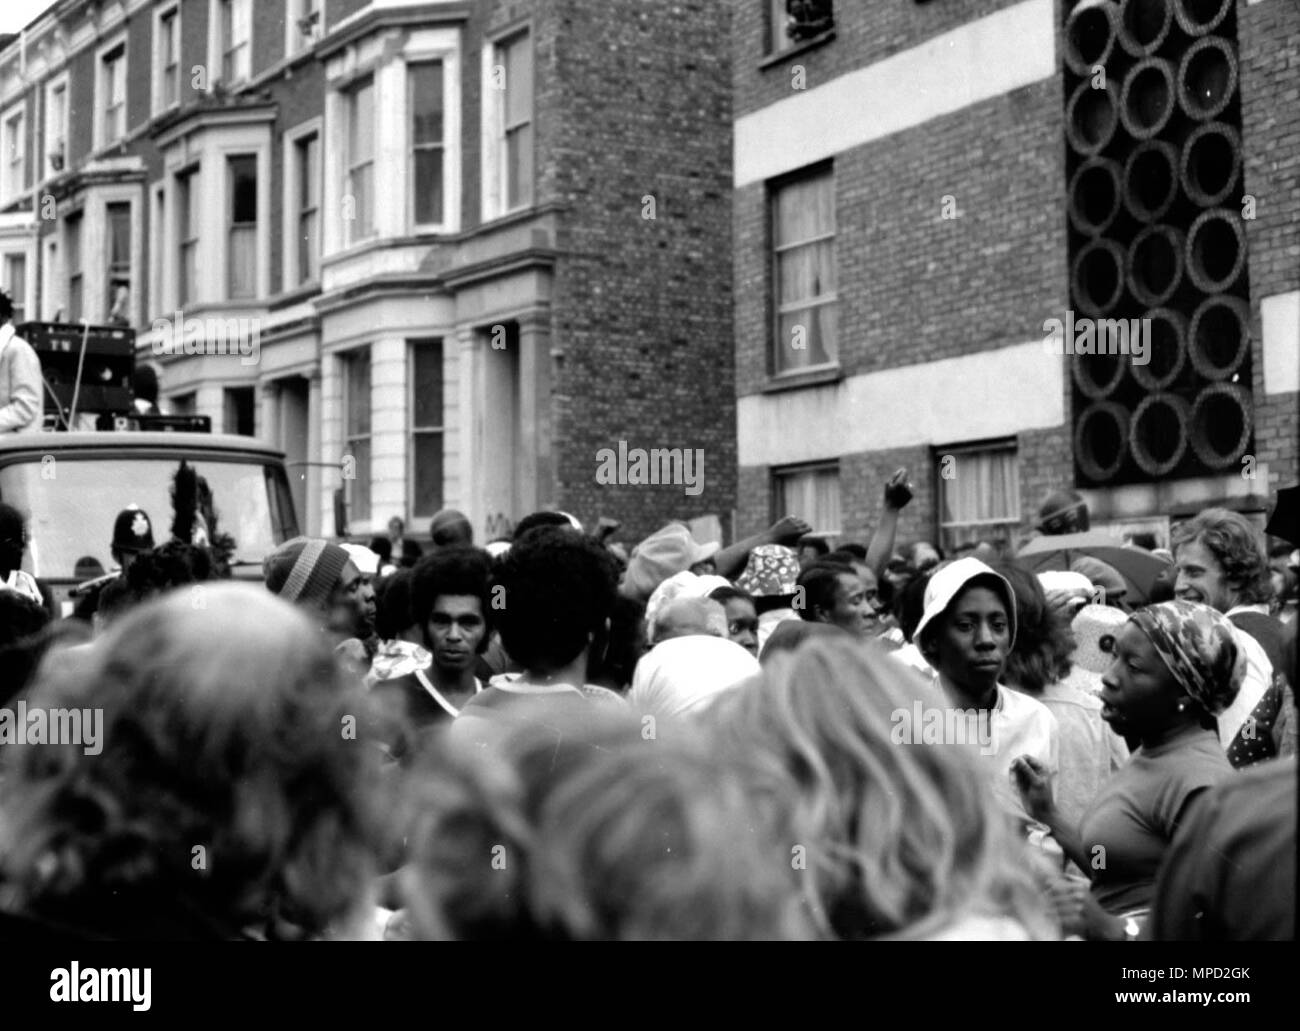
[17,321,135,428]
[1062,0,1253,487]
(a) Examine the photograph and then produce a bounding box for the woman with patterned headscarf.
[1013,600,1242,941]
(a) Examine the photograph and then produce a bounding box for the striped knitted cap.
[264,537,351,609]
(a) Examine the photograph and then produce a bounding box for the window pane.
[412,433,443,517]
[777,239,835,305]
[298,209,318,283]
[506,124,533,209]
[776,304,835,370]
[107,203,131,270]
[410,62,444,145]
[348,164,373,238]
[411,341,443,426]
[347,436,371,522]
[65,215,81,270]
[229,155,257,223]
[413,148,444,225]
[349,82,374,162]
[776,467,840,533]
[774,171,833,246]
[223,386,255,435]
[299,135,319,207]
[504,35,532,125]
[940,449,1018,528]
[345,351,371,436]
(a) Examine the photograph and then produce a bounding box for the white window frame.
[210,0,253,89]
[404,37,460,233]
[43,74,69,180]
[342,75,376,247]
[0,102,25,206]
[481,27,534,221]
[285,0,325,56]
[408,338,445,522]
[225,152,259,300]
[153,4,183,116]
[283,117,323,289]
[94,34,130,152]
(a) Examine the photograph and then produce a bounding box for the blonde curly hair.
[706,637,1057,940]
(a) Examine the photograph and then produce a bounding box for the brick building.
[732,0,1298,552]
[0,0,736,543]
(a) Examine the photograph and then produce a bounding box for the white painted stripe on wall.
[734,0,1057,187]
[1261,290,1300,395]
[737,341,1065,468]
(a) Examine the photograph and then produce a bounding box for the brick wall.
[253,0,287,79]
[540,0,737,540]
[736,78,1066,397]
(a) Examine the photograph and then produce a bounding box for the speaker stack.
[1064,0,1252,487]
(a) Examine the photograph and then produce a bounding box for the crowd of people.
[0,474,1294,941]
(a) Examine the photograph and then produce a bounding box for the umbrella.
[1265,484,1299,548]
[1015,531,1171,603]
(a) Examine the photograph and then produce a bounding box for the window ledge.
[759,29,836,70]
[268,282,321,310]
[761,365,843,394]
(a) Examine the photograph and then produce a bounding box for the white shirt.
[1219,603,1276,753]
[756,607,798,652]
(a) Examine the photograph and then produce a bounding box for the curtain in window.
[774,170,836,371]
[939,448,1019,537]
[777,466,841,534]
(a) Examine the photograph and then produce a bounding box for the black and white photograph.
[0,0,1295,1006]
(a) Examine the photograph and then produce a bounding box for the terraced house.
[0,0,736,542]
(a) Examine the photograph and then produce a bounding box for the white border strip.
[737,340,1065,467]
[734,0,1056,187]
[1261,290,1300,395]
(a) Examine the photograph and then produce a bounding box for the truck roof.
[0,431,286,460]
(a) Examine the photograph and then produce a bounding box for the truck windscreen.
[0,457,281,580]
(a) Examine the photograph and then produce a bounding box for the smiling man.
[1172,508,1288,766]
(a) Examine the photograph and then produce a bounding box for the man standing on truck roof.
[0,287,42,433]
